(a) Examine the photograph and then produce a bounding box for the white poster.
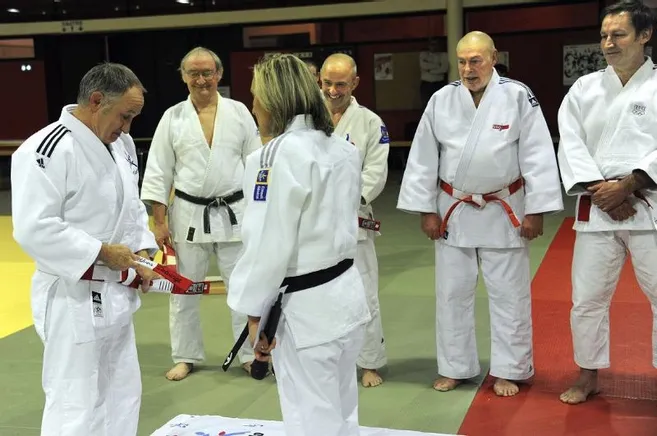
[563,43,606,85]
[152,414,460,436]
[374,53,393,80]
[497,51,509,69]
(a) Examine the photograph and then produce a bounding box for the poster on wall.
[374,53,393,80]
[496,51,510,75]
[563,44,654,85]
[218,86,230,98]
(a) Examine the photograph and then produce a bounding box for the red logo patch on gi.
[492,124,509,131]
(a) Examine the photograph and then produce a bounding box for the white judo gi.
[11,105,158,436]
[333,96,389,370]
[227,115,371,436]
[141,93,262,366]
[557,57,657,369]
[397,70,563,381]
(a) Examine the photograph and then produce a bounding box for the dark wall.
[0,60,49,139]
[5,0,650,142]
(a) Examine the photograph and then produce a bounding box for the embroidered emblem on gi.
[492,124,510,131]
[92,291,103,318]
[379,125,390,144]
[124,151,139,175]
[254,168,270,201]
[631,103,646,116]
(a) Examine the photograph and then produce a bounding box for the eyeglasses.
[185,70,216,79]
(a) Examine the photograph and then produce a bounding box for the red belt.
[81,244,210,295]
[359,216,381,232]
[577,189,651,222]
[438,178,524,237]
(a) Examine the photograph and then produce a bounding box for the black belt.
[222,258,354,378]
[174,188,243,236]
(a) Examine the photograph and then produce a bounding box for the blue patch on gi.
[256,169,270,184]
[253,184,268,201]
[379,125,390,144]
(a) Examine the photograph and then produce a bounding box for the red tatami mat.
[458,218,657,436]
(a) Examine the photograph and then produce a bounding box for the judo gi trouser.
[571,230,657,369]
[40,287,140,436]
[355,235,387,370]
[272,320,365,436]
[435,241,534,381]
[170,240,255,365]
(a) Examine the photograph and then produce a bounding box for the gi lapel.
[453,70,500,189]
[333,97,359,139]
[201,94,229,197]
[596,59,653,155]
[60,106,130,244]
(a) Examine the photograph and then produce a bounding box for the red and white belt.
[438,178,524,237]
[358,216,381,232]
[80,244,210,295]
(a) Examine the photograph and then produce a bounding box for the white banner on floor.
[151,414,460,436]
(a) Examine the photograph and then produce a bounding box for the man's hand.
[606,199,637,221]
[421,213,442,240]
[248,316,275,361]
[98,244,139,271]
[520,214,543,240]
[153,222,171,250]
[588,181,630,212]
[134,264,161,293]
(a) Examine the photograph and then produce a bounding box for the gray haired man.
[11,62,158,435]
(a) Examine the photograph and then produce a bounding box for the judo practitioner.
[397,31,563,397]
[11,63,159,435]
[227,53,371,436]
[557,0,657,405]
[141,47,262,381]
[320,53,390,387]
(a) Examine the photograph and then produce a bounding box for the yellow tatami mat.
[0,217,35,338]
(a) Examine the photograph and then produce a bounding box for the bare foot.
[242,361,252,375]
[165,362,193,381]
[433,376,463,391]
[493,378,520,397]
[362,369,383,387]
[559,369,599,405]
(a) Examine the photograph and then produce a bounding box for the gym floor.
[1,175,655,436]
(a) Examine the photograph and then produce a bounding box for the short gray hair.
[76,62,146,107]
[179,47,223,73]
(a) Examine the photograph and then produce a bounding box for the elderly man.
[397,31,563,397]
[320,53,390,387]
[11,62,158,435]
[141,47,262,381]
[557,0,657,405]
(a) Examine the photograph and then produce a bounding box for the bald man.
[321,53,390,387]
[398,31,563,396]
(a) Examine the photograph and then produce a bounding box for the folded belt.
[439,178,524,237]
[174,188,244,234]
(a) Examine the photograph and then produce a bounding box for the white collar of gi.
[606,56,654,83]
[285,114,315,132]
[59,104,116,151]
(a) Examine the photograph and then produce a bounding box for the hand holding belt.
[174,188,244,234]
[81,244,211,295]
[222,258,355,378]
[576,179,651,222]
[438,178,524,237]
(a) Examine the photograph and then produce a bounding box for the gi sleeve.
[517,89,564,215]
[227,146,311,317]
[556,80,604,196]
[360,117,390,206]
[11,146,102,281]
[633,152,657,185]
[141,109,175,206]
[396,96,440,214]
[122,135,158,256]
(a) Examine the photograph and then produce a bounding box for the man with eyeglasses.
[320,53,390,388]
[141,46,262,381]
